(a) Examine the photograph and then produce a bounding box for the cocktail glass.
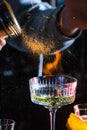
[0,119,15,130]
[74,103,87,121]
[29,75,77,130]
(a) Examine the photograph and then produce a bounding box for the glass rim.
[74,103,87,112]
[74,103,87,107]
[0,119,15,126]
[29,74,77,85]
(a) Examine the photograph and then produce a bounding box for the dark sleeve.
[7,1,81,54]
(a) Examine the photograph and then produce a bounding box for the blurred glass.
[74,103,87,121]
[0,119,15,130]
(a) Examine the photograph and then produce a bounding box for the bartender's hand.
[0,38,6,51]
[60,0,87,36]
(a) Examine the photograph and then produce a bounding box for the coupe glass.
[74,103,87,121]
[29,75,77,130]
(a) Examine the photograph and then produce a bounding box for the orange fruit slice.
[66,113,87,130]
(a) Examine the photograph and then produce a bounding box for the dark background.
[0,1,87,130]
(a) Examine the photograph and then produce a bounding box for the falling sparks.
[42,14,49,19]
[21,29,54,54]
[20,29,63,76]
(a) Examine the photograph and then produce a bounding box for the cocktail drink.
[29,75,77,130]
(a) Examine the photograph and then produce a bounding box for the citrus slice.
[66,113,87,130]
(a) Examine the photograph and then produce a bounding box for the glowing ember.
[21,29,62,75]
[21,29,54,54]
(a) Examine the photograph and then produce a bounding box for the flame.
[43,51,62,75]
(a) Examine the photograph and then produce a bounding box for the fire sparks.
[21,29,54,54]
[21,29,62,76]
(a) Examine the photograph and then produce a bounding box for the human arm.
[60,0,87,36]
[4,0,83,54]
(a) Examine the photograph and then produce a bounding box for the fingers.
[0,38,6,51]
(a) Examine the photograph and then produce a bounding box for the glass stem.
[49,108,57,130]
